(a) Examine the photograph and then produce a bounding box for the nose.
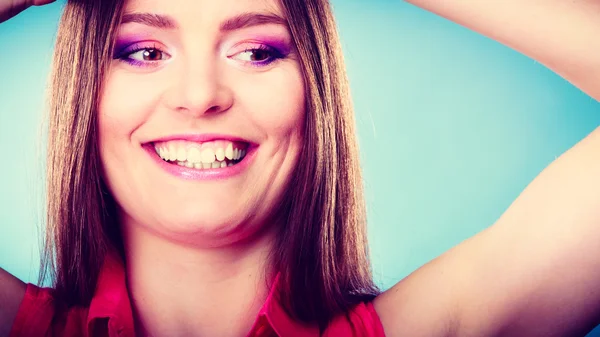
[162,57,234,117]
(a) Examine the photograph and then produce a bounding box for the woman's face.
[99,0,305,246]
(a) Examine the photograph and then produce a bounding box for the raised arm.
[405,0,600,101]
[374,1,600,336]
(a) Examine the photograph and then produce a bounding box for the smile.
[153,140,248,170]
[145,136,255,180]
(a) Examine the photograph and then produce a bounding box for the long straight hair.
[41,0,379,328]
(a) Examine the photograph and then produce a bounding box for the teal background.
[1,1,599,335]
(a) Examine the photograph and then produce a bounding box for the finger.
[0,2,27,23]
[31,0,56,6]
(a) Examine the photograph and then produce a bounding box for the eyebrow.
[220,12,287,31]
[121,13,176,29]
[120,12,288,31]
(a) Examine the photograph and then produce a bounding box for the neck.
[121,224,277,337]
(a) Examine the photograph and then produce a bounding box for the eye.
[128,48,169,62]
[114,43,172,68]
[231,45,285,66]
[236,49,272,62]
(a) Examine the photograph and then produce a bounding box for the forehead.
[122,0,285,22]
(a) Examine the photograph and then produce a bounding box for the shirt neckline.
[86,250,319,337]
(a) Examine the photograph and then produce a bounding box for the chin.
[149,205,262,246]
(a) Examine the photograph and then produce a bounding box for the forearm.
[405,0,600,101]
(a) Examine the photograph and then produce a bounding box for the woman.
[1,0,599,336]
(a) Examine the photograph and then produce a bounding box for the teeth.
[168,143,177,161]
[187,147,202,164]
[171,159,234,170]
[215,148,225,161]
[225,143,234,160]
[160,147,168,160]
[176,147,186,161]
[154,140,248,170]
[201,148,215,163]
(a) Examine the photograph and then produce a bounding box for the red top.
[9,253,386,337]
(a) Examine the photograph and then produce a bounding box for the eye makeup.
[243,37,292,57]
[227,36,294,67]
[112,35,171,68]
[113,35,151,58]
[111,33,295,69]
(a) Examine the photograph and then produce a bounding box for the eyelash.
[113,43,286,68]
[236,44,286,67]
[114,43,166,68]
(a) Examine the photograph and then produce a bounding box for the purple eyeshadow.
[247,37,292,55]
[113,40,131,57]
[112,35,293,68]
[112,38,164,68]
[233,37,293,68]
[265,41,290,55]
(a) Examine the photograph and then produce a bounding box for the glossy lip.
[143,134,257,180]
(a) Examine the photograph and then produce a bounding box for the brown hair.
[41,0,379,329]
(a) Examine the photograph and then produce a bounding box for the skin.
[1,0,600,337]
[100,0,305,335]
[373,2,600,336]
[0,0,54,22]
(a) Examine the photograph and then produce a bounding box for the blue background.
[1,1,599,335]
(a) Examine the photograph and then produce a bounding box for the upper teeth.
[154,140,247,164]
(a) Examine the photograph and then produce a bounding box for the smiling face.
[98,0,305,246]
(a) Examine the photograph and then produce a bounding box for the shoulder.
[4,282,89,337]
[5,282,55,337]
[0,268,26,337]
[372,256,462,337]
[323,301,386,337]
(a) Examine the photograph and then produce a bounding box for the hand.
[0,0,56,23]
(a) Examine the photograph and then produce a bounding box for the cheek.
[234,66,306,138]
[98,70,165,144]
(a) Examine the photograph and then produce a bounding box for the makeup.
[113,34,154,57]
[227,36,294,67]
[113,35,171,68]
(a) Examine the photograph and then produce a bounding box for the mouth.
[152,139,249,170]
